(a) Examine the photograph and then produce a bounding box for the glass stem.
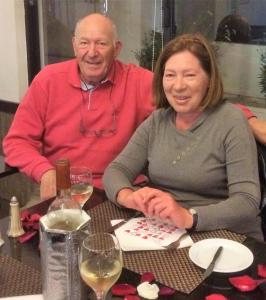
[95,291,105,300]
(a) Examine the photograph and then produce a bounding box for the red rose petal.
[111,283,137,296]
[140,272,155,283]
[229,275,257,292]
[159,286,175,296]
[18,231,37,243]
[258,264,266,278]
[205,294,229,300]
[124,295,140,300]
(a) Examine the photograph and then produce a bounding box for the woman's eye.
[164,73,174,78]
[186,73,196,77]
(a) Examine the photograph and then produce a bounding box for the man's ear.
[114,41,122,58]
[72,36,77,56]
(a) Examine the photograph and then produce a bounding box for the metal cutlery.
[202,246,223,281]
[164,232,188,250]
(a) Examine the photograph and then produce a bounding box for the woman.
[103,33,262,240]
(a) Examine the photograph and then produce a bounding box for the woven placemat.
[0,254,42,297]
[89,201,246,294]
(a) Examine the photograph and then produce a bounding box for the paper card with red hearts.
[123,217,180,245]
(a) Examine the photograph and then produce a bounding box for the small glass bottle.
[47,158,82,231]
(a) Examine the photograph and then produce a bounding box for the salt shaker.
[7,196,25,237]
[0,229,4,247]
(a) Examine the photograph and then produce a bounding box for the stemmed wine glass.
[79,233,123,300]
[70,166,93,208]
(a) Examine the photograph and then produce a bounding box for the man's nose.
[86,43,98,56]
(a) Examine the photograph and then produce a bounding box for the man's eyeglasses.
[79,85,117,138]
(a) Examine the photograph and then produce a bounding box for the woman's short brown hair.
[153,33,224,109]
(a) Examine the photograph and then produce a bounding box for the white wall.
[0,0,28,103]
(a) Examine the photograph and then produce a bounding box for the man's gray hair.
[74,14,118,43]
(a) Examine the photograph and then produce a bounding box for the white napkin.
[112,217,193,251]
[0,295,43,300]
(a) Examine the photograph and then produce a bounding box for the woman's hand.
[144,189,193,228]
[117,187,161,214]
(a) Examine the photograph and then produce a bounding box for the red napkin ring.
[19,210,41,243]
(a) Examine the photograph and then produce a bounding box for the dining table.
[0,188,266,300]
[0,155,18,178]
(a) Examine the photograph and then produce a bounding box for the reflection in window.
[37,0,266,109]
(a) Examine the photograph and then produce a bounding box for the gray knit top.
[103,101,263,240]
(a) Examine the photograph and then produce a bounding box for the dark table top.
[1,189,266,299]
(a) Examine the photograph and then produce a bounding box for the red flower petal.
[111,284,137,296]
[205,294,229,300]
[229,275,257,292]
[159,286,175,296]
[258,264,266,278]
[18,231,37,243]
[140,272,155,283]
[124,295,140,300]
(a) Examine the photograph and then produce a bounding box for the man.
[3,13,154,200]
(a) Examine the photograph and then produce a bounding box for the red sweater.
[3,59,154,189]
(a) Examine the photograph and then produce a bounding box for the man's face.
[73,15,121,84]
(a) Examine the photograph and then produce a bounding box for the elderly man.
[3,13,154,200]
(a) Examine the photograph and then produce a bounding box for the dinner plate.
[189,238,253,273]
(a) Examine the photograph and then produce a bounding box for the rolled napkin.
[111,217,193,251]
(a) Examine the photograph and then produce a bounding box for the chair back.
[257,141,266,240]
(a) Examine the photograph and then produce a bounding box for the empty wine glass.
[79,233,122,300]
[70,166,93,207]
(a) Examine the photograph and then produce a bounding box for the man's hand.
[40,169,56,201]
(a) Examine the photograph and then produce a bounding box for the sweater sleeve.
[103,115,152,202]
[234,103,256,119]
[194,113,261,238]
[3,79,54,183]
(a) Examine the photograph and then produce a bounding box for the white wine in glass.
[79,233,122,300]
[70,166,93,207]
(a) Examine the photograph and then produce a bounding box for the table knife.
[202,246,223,281]
[107,211,142,233]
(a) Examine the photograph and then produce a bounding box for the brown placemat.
[89,201,246,294]
[0,254,42,297]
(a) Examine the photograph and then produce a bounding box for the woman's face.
[163,50,210,116]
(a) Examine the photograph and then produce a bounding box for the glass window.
[30,0,266,113]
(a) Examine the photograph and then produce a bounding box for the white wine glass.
[79,233,122,300]
[70,166,93,207]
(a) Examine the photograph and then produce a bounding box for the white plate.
[189,238,253,273]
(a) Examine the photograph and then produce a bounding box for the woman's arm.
[194,112,261,238]
[103,115,152,203]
